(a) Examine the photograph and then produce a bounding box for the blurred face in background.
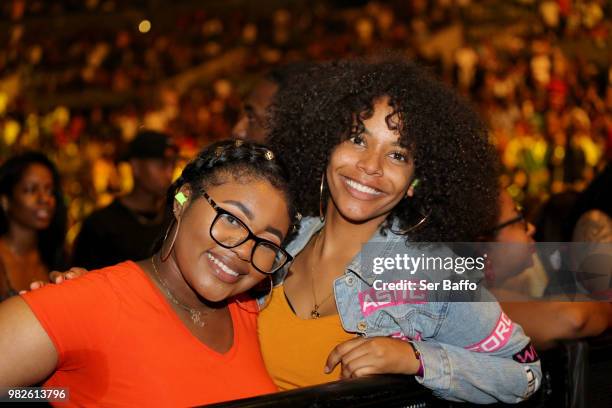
[3,163,56,231]
[131,157,176,198]
[231,79,278,143]
[488,190,536,283]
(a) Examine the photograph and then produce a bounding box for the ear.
[173,185,192,220]
[129,158,142,179]
[406,177,420,198]
[406,185,415,198]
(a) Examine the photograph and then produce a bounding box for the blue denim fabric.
[269,217,542,404]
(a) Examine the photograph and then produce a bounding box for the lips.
[341,176,385,200]
[205,252,247,284]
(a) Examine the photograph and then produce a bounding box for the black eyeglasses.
[201,190,293,275]
[491,205,528,234]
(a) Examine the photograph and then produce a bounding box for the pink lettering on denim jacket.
[466,312,514,353]
[359,282,426,317]
[390,331,422,341]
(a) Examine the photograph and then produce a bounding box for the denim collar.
[279,216,405,286]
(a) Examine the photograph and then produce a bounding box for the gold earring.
[391,211,430,235]
[160,217,181,262]
[319,173,326,222]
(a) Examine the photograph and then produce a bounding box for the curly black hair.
[0,151,67,269]
[152,140,298,254]
[268,57,500,242]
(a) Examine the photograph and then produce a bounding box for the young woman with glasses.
[0,140,297,406]
[488,189,611,349]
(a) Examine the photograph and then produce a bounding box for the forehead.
[499,191,518,217]
[205,178,290,232]
[207,178,287,210]
[360,97,405,143]
[21,163,53,181]
[246,80,278,111]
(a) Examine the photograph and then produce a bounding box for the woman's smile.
[341,175,385,200]
[205,251,246,284]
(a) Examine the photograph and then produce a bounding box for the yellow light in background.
[4,120,20,146]
[138,20,151,33]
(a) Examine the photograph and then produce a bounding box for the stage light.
[138,20,151,33]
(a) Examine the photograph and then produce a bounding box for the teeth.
[345,178,382,195]
[207,253,239,277]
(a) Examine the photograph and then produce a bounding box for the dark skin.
[491,191,612,349]
[231,79,278,143]
[120,157,176,224]
[1,164,56,291]
[1,178,291,386]
[283,98,420,378]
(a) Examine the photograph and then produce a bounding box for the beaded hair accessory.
[214,140,274,161]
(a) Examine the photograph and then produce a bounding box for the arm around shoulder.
[0,296,57,387]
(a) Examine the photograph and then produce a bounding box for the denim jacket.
[272,217,542,404]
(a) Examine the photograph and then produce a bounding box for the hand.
[49,267,88,283]
[20,267,89,294]
[325,337,420,379]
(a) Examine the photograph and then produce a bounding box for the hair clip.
[264,150,274,161]
[234,139,244,147]
[215,146,224,157]
[295,212,302,222]
[175,191,188,205]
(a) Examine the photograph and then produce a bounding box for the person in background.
[72,130,178,269]
[488,189,611,349]
[0,152,66,300]
[232,62,315,143]
[569,162,612,243]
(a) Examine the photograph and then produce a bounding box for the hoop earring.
[319,173,326,222]
[160,217,181,262]
[391,211,430,235]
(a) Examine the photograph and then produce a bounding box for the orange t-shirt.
[21,261,277,407]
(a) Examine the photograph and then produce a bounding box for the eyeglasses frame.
[200,189,293,275]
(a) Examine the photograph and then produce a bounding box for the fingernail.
[324,366,330,374]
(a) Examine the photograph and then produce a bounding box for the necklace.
[310,275,335,319]
[150,256,209,327]
[309,231,335,319]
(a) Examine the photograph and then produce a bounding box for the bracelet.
[408,341,424,377]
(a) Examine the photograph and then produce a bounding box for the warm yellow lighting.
[138,20,151,33]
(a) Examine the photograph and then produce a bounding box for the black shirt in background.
[72,199,165,270]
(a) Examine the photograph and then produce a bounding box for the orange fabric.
[258,285,355,390]
[22,261,277,407]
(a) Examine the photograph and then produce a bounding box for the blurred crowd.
[0,0,610,242]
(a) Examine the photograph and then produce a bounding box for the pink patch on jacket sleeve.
[465,312,514,353]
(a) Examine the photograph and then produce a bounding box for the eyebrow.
[361,127,407,148]
[222,200,285,242]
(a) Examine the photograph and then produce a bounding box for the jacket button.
[345,276,355,286]
[357,321,368,331]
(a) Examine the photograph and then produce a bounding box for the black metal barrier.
[205,330,612,408]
